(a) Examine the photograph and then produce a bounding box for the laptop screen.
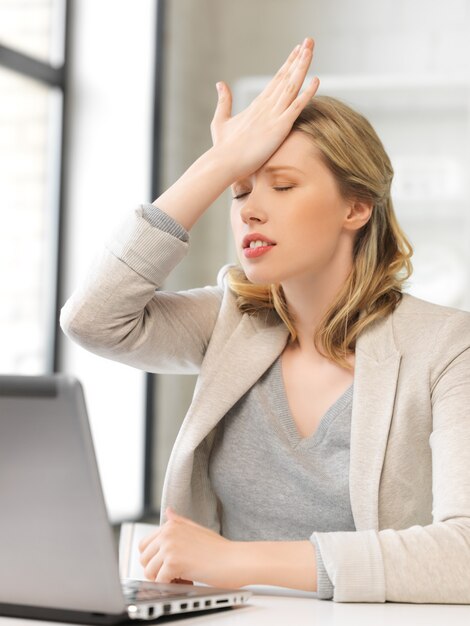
[0,375,125,614]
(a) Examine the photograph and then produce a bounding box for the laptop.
[0,374,251,623]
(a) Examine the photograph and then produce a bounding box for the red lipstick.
[242,233,277,259]
[242,233,277,249]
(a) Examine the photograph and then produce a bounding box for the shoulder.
[391,293,470,360]
[393,293,470,335]
[358,292,470,364]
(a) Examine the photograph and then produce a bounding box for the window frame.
[144,0,166,519]
[0,3,69,374]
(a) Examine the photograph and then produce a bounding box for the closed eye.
[232,191,250,200]
[232,186,293,200]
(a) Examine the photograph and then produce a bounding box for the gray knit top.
[209,356,355,539]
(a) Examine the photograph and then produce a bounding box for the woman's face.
[230,131,356,286]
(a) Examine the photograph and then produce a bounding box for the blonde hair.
[227,96,413,369]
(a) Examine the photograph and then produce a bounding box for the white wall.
[60,0,156,522]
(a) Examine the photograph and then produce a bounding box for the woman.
[61,38,470,603]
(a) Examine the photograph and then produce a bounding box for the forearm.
[153,145,235,231]
[234,540,317,592]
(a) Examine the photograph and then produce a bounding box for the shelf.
[234,74,470,113]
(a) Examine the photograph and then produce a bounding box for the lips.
[242,233,277,260]
[242,233,277,249]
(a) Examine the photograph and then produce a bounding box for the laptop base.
[0,602,131,625]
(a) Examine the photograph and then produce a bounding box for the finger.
[263,37,313,101]
[138,527,161,553]
[270,42,314,111]
[140,536,162,567]
[144,551,164,582]
[155,560,179,584]
[211,81,233,125]
[281,76,320,121]
[269,38,314,105]
[210,82,233,144]
[261,42,302,100]
[272,37,313,87]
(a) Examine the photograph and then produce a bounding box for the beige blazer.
[61,206,470,603]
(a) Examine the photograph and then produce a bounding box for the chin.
[240,264,285,286]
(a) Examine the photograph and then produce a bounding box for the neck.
[281,257,353,357]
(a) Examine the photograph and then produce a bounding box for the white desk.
[1,594,470,626]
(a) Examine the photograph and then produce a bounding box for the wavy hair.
[227,96,413,369]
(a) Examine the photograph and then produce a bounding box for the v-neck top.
[208,354,356,598]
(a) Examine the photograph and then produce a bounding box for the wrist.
[152,145,235,231]
[202,144,240,187]
[233,540,317,592]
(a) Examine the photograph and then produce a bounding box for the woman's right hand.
[210,37,319,183]
[151,38,319,232]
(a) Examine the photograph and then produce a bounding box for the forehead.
[231,131,327,187]
[265,131,318,169]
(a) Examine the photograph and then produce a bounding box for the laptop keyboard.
[122,580,199,602]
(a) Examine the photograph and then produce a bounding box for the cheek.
[229,205,237,231]
[230,208,243,242]
[305,197,347,234]
[291,210,334,245]
[285,204,346,263]
[230,212,244,261]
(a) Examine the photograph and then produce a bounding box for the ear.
[343,199,373,232]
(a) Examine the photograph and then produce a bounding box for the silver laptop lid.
[0,374,126,616]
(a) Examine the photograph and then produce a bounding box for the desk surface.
[1,594,469,626]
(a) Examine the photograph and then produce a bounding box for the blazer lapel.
[160,314,289,524]
[183,314,290,448]
[349,314,402,531]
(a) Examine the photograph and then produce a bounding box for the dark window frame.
[144,0,166,521]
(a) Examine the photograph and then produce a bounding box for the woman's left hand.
[138,507,243,588]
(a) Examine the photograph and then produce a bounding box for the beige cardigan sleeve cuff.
[313,530,386,602]
[105,204,189,286]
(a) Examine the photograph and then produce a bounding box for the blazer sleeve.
[312,310,470,603]
[60,205,224,375]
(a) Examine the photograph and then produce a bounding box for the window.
[1,0,160,523]
[0,0,66,374]
[0,0,65,65]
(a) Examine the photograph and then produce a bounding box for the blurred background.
[1,0,469,525]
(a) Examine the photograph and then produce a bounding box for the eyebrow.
[231,165,304,189]
[262,165,304,174]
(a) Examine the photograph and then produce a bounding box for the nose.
[239,192,267,225]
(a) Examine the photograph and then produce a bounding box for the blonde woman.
[61,38,470,603]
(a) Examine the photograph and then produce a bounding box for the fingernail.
[216,82,222,93]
